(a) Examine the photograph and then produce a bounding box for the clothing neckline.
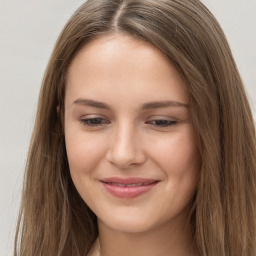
[87,237,100,256]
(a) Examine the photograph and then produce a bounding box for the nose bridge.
[106,120,145,168]
[116,121,135,152]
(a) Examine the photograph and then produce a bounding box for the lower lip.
[101,182,159,199]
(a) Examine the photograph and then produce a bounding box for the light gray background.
[0,1,255,255]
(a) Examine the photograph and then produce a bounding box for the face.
[65,34,200,234]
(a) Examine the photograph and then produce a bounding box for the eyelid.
[146,115,178,121]
[80,113,103,118]
[78,114,180,129]
[145,116,179,127]
[79,115,110,128]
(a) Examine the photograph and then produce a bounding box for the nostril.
[106,146,147,168]
[105,128,147,168]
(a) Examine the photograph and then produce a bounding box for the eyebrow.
[72,98,189,110]
[73,98,111,109]
[142,101,189,109]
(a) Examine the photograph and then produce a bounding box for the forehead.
[66,33,188,106]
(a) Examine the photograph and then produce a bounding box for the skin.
[65,33,200,256]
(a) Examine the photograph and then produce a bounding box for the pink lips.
[100,177,159,199]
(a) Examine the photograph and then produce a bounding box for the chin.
[99,215,155,234]
[96,199,194,236]
[97,206,180,235]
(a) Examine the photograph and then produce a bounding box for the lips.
[100,177,159,198]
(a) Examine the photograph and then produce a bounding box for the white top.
[87,238,100,256]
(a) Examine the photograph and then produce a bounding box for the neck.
[97,214,196,256]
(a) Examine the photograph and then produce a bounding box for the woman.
[15,0,256,255]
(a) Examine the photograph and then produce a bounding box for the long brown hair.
[15,0,256,255]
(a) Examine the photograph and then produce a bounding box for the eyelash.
[146,119,177,127]
[79,117,177,128]
[80,117,110,127]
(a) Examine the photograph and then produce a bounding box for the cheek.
[65,130,107,175]
[65,131,108,205]
[148,127,200,179]
[150,129,200,218]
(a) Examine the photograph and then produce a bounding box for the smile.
[104,182,154,187]
[100,177,159,199]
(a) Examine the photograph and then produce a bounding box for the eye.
[146,119,177,127]
[80,117,110,127]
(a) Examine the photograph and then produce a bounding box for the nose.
[106,123,147,169]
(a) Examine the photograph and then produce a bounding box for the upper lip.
[100,177,159,185]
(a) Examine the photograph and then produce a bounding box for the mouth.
[102,182,156,187]
[100,177,160,199]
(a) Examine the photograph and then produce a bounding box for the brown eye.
[147,119,177,127]
[80,118,109,127]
